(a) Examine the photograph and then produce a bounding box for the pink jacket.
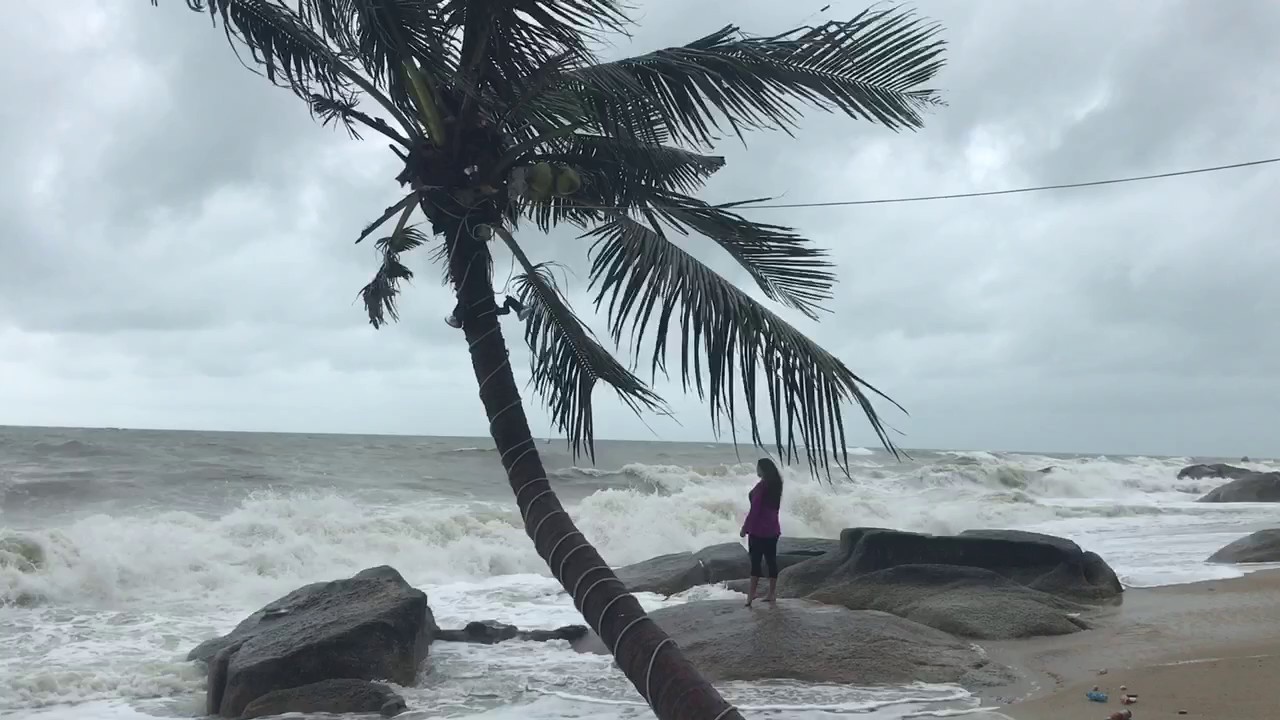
[741,479,781,538]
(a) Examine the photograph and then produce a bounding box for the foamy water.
[2,428,1277,718]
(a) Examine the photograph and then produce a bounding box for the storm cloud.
[2,0,1277,457]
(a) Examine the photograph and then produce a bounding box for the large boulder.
[240,679,407,719]
[613,552,705,597]
[726,528,1121,640]
[806,564,1089,639]
[189,566,437,718]
[776,528,1122,603]
[578,599,1009,687]
[614,537,838,596]
[1207,529,1280,563]
[1198,472,1280,503]
[958,529,1122,600]
[1178,463,1255,480]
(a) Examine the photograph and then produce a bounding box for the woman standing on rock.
[741,458,784,608]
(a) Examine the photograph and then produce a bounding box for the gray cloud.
[2,0,1278,458]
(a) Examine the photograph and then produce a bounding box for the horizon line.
[0,422,1259,462]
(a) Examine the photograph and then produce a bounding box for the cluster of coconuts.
[523,161,582,201]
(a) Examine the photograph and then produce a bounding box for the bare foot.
[745,601,753,609]
[765,596,777,606]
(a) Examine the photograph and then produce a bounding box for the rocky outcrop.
[777,528,1121,601]
[806,564,1090,639]
[726,528,1119,640]
[1198,472,1280,503]
[435,620,589,645]
[1207,529,1280,564]
[189,566,436,718]
[240,679,406,719]
[957,529,1122,600]
[1178,463,1255,480]
[577,599,1010,687]
[614,537,838,596]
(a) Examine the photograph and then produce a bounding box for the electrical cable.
[741,156,1280,209]
[559,156,1280,212]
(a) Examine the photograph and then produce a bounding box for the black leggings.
[748,535,779,579]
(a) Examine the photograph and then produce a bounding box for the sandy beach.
[982,568,1280,720]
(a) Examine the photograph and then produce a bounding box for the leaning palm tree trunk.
[448,225,740,719]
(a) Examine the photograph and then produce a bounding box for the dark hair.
[756,458,783,509]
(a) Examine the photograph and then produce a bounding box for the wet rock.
[958,529,1122,600]
[613,552,705,597]
[1197,472,1280,503]
[1177,463,1255,481]
[189,565,436,718]
[614,537,838,595]
[578,599,1011,687]
[806,564,1090,639]
[776,528,1122,603]
[1207,529,1280,563]
[725,528,1120,640]
[239,679,407,719]
[436,620,589,644]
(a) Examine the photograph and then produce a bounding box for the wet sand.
[977,569,1280,720]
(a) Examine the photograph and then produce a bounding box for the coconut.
[528,162,554,197]
[554,166,582,196]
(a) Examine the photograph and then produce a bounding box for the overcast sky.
[2,1,1277,458]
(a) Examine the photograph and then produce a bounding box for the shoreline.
[975,568,1280,719]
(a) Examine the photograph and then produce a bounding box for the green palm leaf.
[642,192,835,318]
[520,183,834,319]
[169,0,423,137]
[515,138,727,232]
[441,0,628,82]
[531,135,727,199]
[551,8,945,148]
[492,226,667,459]
[301,0,457,85]
[173,0,352,98]
[586,214,903,473]
[309,91,409,143]
[359,225,431,328]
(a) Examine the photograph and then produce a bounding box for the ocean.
[2,426,1277,720]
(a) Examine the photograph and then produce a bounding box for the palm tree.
[154,1,945,717]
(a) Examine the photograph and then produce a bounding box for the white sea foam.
[3,451,1277,718]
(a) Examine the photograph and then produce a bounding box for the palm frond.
[359,244,414,328]
[645,193,835,318]
[309,90,408,144]
[531,135,726,199]
[515,76,675,148]
[585,215,903,473]
[170,0,419,137]
[512,139,725,234]
[355,193,418,245]
[510,154,830,317]
[520,193,609,235]
[441,0,629,91]
[491,226,667,459]
[175,0,351,99]
[300,0,457,88]
[359,200,425,328]
[377,224,430,254]
[550,7,946,148]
